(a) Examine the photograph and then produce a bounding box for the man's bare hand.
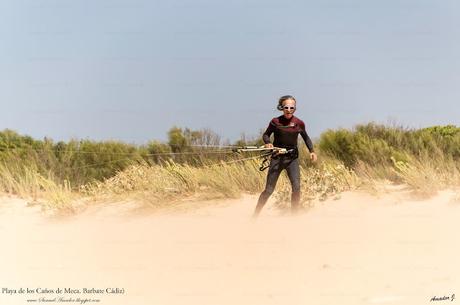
[265,143,274,149]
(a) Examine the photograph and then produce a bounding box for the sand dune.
[1,186,459,305]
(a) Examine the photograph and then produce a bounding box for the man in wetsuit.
[253,95,317,217]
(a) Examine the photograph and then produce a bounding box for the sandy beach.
[0,186,459,305]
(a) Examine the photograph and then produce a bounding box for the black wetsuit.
[254,115,314,216]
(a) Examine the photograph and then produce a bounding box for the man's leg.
[253,158,283,217]
[286,158,301,214]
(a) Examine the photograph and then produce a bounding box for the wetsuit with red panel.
[254,115,314,216]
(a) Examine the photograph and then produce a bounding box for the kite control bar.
[232,145,288,154]
[232,146,293,171]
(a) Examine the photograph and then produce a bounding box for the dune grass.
[0,162,74,211]
[1,122,460,212]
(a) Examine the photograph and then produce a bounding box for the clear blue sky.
[1,0,459,144]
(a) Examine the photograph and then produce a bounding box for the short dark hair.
[277,95,296,110]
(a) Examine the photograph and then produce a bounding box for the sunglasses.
[283,106,296,110]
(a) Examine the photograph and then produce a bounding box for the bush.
[318,122,460,168]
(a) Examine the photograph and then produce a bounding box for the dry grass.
[81,158,361,210]
[2,153,460,213]
[0,162,74,211]
[273,159,361,210]
[389,154,460,197]
[81,159,268,207]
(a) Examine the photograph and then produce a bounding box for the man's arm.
[299,121,314,152]
[263,120,276,144]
